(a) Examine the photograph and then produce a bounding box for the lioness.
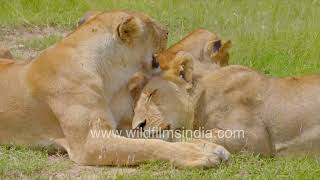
[0,10,228,168]
[133,52,320,160]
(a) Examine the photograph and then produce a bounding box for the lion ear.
[208,39,232,66]
[128,72,149,103]
[116,16,142,45]
[164,51,194,87]
[212,39,222,53]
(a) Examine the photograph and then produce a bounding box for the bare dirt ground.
[0,26,139,178]
[0,26,67,60]
[45,154,137,179]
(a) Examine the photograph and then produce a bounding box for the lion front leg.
[78,132,229,167]
[48,99,228,168]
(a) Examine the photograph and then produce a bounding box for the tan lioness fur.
[133,50,320,161]
[156,29,230,71]
[0,10,232,168]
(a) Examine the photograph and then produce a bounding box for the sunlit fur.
[156,29,231,71]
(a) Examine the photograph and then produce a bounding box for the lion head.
[68,10,169,73]
[156,29,231,71]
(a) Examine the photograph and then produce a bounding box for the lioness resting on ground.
[0,10,228,168]
[132,47,320,161]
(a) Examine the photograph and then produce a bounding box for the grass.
[1,0,320,76]
[0,0,320,179]
[0,147,319,179]
[0,146,71,179]
[22,35,62,50]
[129,154,320,179]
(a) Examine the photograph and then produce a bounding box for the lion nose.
[136,120,146,130]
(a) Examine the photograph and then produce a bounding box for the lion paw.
[171,142,230,168]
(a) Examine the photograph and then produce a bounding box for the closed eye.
[149,89,158,97]
[147,89,158,101]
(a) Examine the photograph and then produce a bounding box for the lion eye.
[148,89,158,100]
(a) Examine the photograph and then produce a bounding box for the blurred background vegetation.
[0,0,320,76]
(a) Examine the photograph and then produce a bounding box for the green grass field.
[0,0,320,179]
